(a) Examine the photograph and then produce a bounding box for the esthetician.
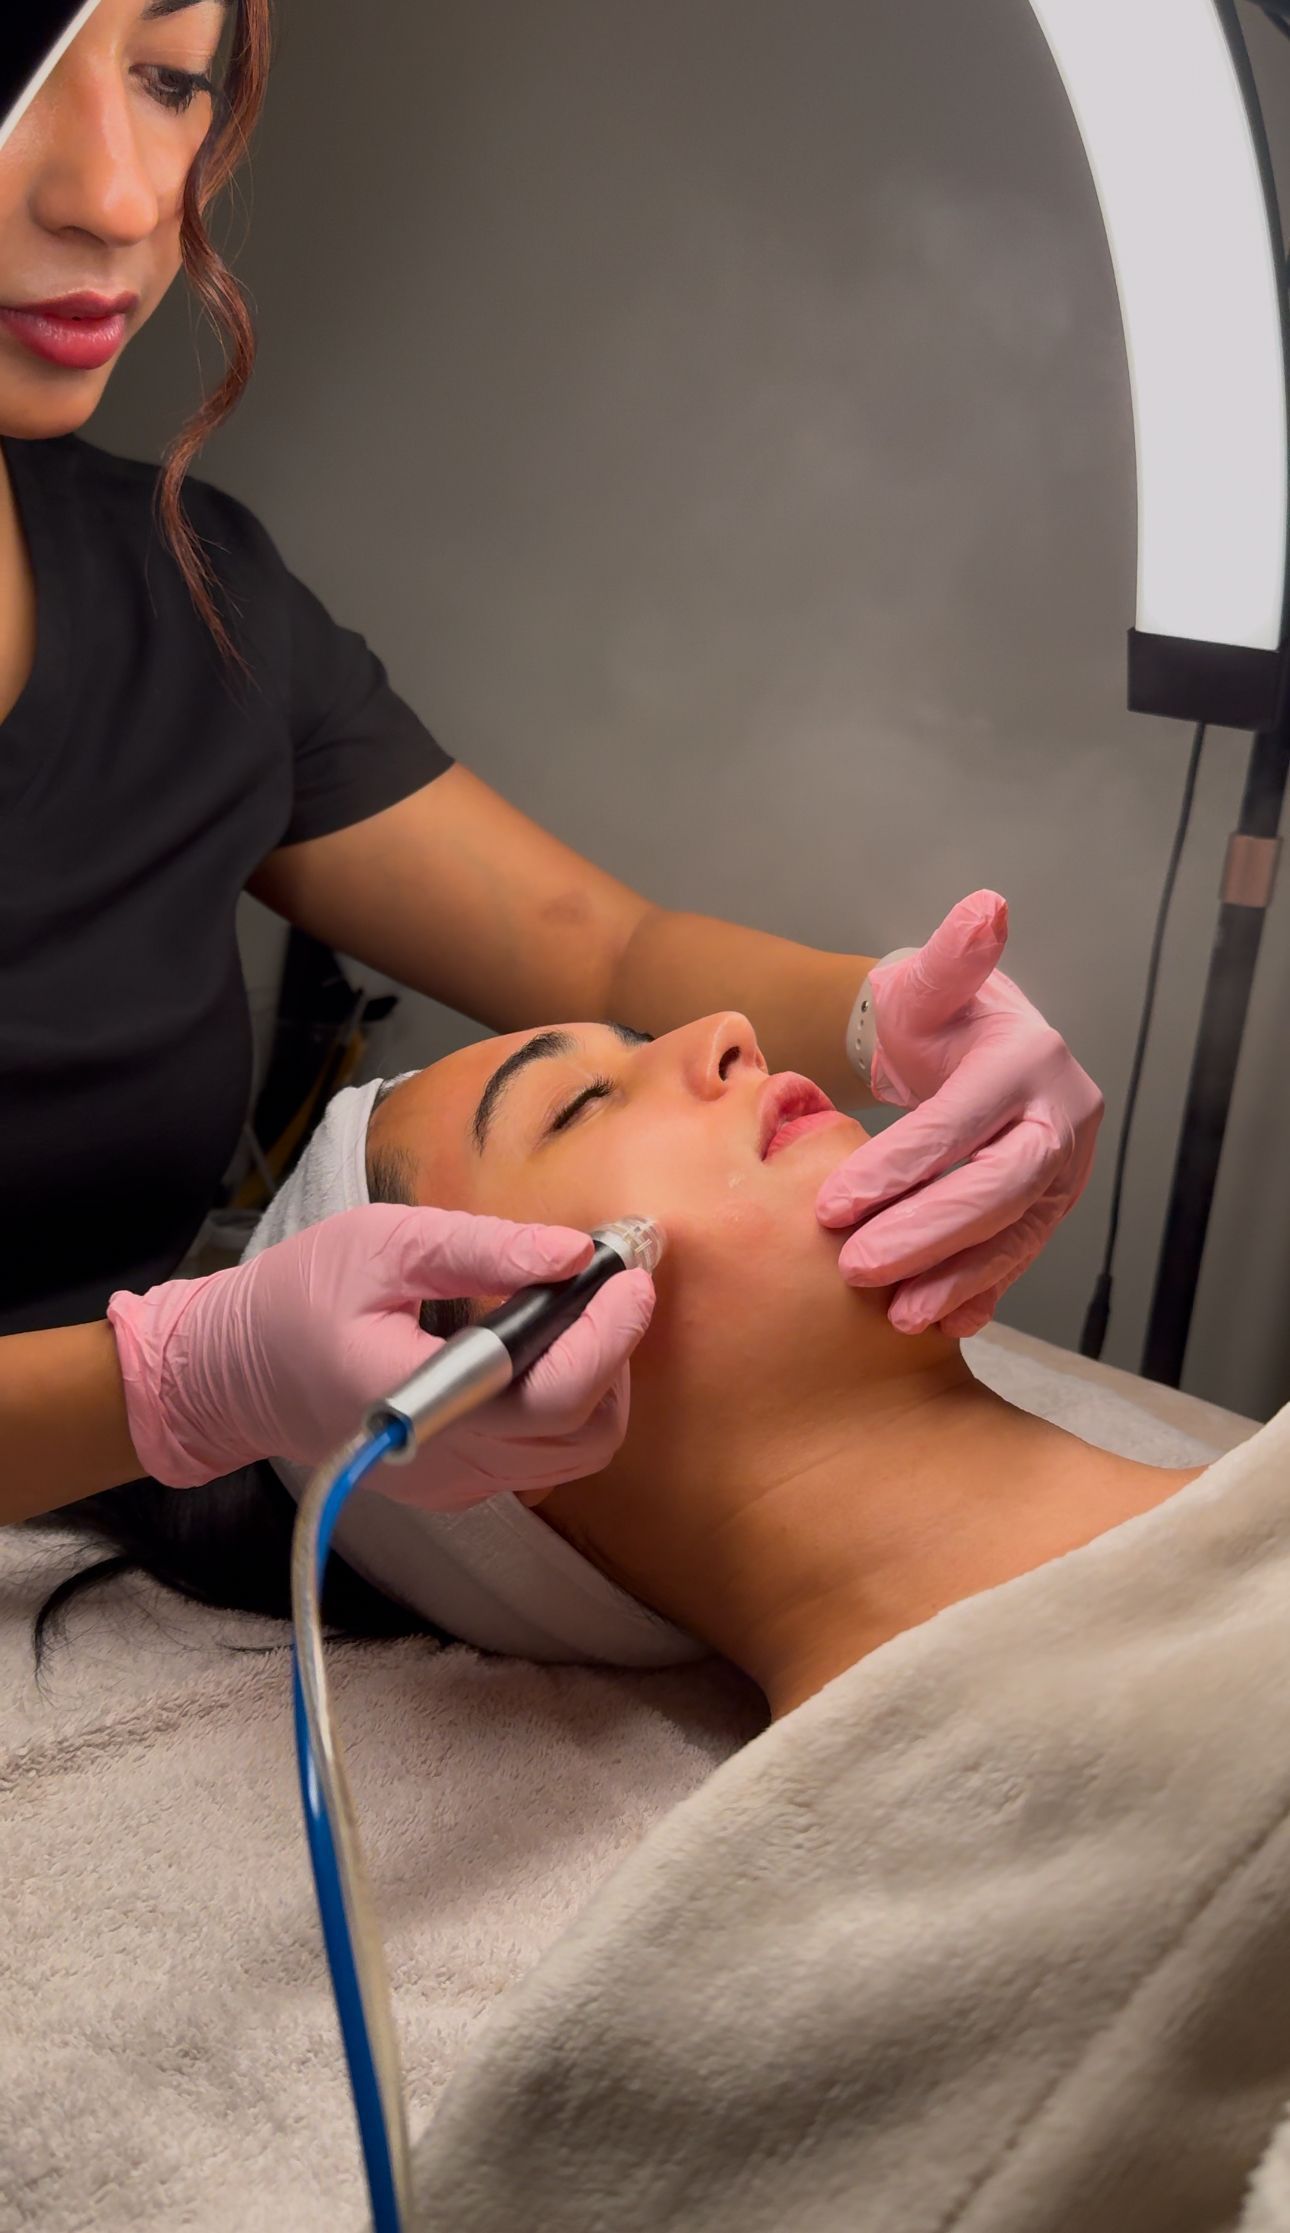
[0,0,1103,1530]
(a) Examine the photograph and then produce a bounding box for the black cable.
[1078,722,1207,1359]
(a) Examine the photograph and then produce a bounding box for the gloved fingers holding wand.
[107,1203,655,1510]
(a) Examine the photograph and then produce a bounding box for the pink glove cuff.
[108,1280,242,1488]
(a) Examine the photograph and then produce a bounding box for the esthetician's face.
[0,0,223,438]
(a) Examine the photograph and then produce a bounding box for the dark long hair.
[32,1143,469,1665]
[155,0,273,667]
[30,1463,426,1667]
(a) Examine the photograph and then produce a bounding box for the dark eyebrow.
[471,1023,652,1154]
[140,0,230,19]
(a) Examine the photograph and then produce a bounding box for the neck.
[600,1341,1203,1720]
[754,1376,1200,1715]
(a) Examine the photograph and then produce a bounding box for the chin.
[765,1115,867,1203]
[0,373,110,441]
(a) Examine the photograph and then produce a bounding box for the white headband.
[243,1079,704,1669]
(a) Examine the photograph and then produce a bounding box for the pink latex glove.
[816,891,1103,1339]
[107,1204,655,1507]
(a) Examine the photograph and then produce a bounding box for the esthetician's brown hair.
[155,0,272,668]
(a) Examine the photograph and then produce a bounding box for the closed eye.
[136,63,216,111]
[549,1077,615,1135]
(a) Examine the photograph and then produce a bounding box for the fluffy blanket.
[408,1382,1290,2233]
[0,1325,1254,2230]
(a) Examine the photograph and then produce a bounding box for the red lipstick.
[0,292,137,372]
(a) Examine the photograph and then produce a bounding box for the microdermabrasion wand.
[365,1214,667,1455]
[290,1215,666,2233]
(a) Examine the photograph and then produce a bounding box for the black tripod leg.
[1140,723,1289,1386]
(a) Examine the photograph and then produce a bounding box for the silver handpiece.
[366,1214,667,1460]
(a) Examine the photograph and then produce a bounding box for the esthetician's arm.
[0,1321,142,1523]
[251,767,1103,1337]
[250,765,882,1106]
[1,1208,651,1528]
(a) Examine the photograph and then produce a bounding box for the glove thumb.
[883,890,1008,1033]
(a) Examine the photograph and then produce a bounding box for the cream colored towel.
[408,1400,1290,2233]
[0,1326,1253,2231]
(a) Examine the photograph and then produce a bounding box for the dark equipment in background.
[226,932,399,1215]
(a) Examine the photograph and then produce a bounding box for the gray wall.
[92,0,1290,1420]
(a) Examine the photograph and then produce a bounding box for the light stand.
[1029,0,1290,1387]
[1139,719,1288,1381]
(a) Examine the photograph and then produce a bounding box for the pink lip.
[0,293,137,371]
[758,1073,839,1160]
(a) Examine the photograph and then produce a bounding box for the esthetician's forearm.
[607,907,879,1108]
[0,1321,144,1523]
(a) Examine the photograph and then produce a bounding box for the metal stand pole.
[1140,718,1288,1386]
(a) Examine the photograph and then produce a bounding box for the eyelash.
[138,65,216,114]
[550,1077,615,1134]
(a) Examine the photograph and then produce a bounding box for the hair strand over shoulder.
[154,0,273,671]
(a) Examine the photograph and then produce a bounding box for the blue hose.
[291,1421,407,2232]
[289,1218,663,2227]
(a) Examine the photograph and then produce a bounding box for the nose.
[673,1013,767,1102]
[27,50,162,248]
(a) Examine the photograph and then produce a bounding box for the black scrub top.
[0,434,452,1336]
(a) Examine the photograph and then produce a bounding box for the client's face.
[371,1015,965,1648]
[370,1011,864,1298]
[369,1017,954,1542]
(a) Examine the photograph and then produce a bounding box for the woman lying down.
[236,1012,1290,2233]
[246,1010,1214,1705]
[52,1011,1290,2232]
